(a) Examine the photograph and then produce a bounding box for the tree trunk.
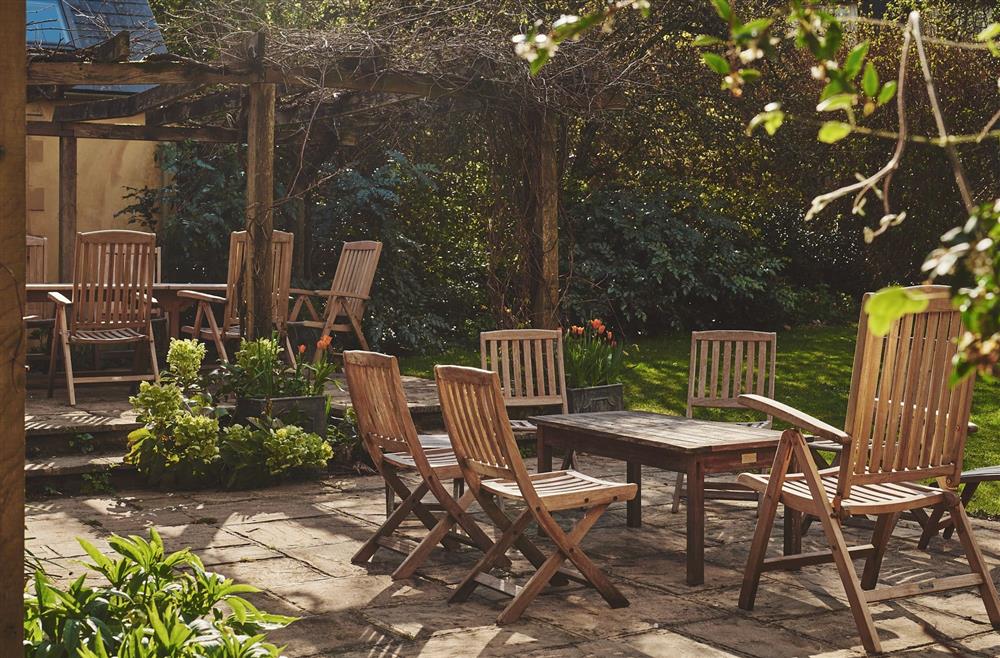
[245,82,276,339]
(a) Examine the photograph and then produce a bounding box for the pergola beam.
[145,88,242,126]
[27,60,500,99]
[52,82,204,122]
[29,120,242,143]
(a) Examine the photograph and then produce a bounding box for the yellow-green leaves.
[702,52,730,74]
[747,103,785,136]
[817,93,856,113]
[843,41,869,79]
[878,81,898,106]
[864,287,930,336]
[862,61,879,98]
[978,23,1000,56]
[711,0,732,23]
[818,121,852,143]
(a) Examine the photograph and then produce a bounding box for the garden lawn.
[400,326,1000,518]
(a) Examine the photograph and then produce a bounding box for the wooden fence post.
[0,0,27,650]
[245,81,275,339]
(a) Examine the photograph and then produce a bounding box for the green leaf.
[711,0,732,22]
[692,34,723,47]
[702,52,730,75]
[862,61,879,97]
[738,68,761,83]
[877,81,897,106]
[747,108,785,136]
[844,41,869,78]
[816,93,856,112]
[864,287,930,336]
[977,23,1000,42]
[818,121,852,143]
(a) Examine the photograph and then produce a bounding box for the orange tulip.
[607,331,613,341]
[298,344,307,355]
[317,335,332,350]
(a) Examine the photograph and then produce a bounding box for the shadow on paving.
[23,454,1000,658]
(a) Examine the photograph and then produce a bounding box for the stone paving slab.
[25,454,1000,657]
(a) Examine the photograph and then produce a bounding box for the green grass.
[399,326,1000,517]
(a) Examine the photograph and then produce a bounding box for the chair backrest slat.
[688,330,776,420]
[843,285,973,489]
[343,351,419,459]
[436,365,525,483]
[222,231,294,331]
[480,329,568,412]
[327,241,382,322]
[69,230,155,332]
[26,235,48,318]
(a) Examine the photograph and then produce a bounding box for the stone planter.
[233,395,327,438]
[567,384,624,414]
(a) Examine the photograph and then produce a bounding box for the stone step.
[25,453,141,496]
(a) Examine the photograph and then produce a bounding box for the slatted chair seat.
[482,470,636,511]
[69,327,149,344]
[343,351,501,582]
[510,419,537,432]
[740,469,947,515]
[383,447,461,473]
[181,324,242,340]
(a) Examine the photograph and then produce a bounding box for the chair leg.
[381,469,457,549]
[204,309,228,362]
[47,321,59,398]
[861,512,898,590]
[949,496,1000,627]
[739,429,796,611]
[60,327,76,407]
[671,472,685,513]
[944,483,979,541]
[352,479,430,565]
[917,505,946,550]
[477,493,562,582]
[148,324,160,381]
[348,310,369,350]
[451,508,534,604]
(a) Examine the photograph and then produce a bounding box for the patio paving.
[25,454,1000,657]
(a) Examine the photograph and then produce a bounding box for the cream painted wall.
[25,100,161,281]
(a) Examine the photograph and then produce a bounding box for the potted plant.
[563,319,628,413]
[219,335,335,437]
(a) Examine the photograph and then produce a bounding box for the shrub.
[219,336,334,400]
[24,529,294,657]
[220,419,333,489]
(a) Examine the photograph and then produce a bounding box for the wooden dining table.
[531,410,796,586]
[26,282,229,339]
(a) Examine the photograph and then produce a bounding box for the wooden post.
[58,135,77,279]
[0,0,27,650]
[532,114,559,329]
[245,81,275,339]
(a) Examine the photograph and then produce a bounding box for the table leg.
[536,428,553,475]
[783,452,803,556]
[160,299,183,338]
[686,460,705,586]
[626,461,641,528]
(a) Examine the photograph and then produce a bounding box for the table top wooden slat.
[529,410,783,454]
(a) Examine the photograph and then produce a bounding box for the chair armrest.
[739,394,851,445]
[47,291,71,306]
[177,290,227,304]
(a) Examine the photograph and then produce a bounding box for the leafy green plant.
[24,528,294,657]
[219,417,333,489]
[126,340,221,488]
[564,319,628,388]
[219,336,334,400]
[80,473,114,496]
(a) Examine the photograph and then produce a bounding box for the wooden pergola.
[2,18,562,648]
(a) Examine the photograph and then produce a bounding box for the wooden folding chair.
[179,230,295,363]
[671,330,776,512]
[26,235,51,322]
[735,285,1000,655]
[47,230,159,406]
[290,240,382,360]
[343,351,502,581]
[434,364,636,625]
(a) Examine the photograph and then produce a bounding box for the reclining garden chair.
[671,330,776,512]
[290,240,381,360]
[179,230,294,362]
[735,285,1000,655]
[434,364,636,625]
[47,230,159,406]
[342,350,501,581]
